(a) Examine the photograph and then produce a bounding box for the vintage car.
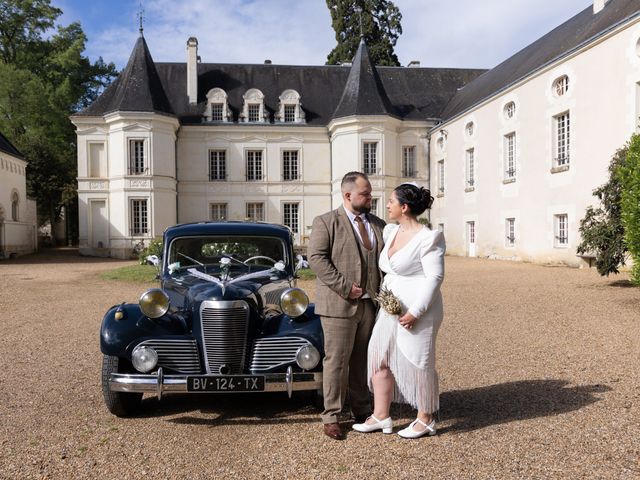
[101,221,323,416]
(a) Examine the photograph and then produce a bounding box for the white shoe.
[397,418,436,439]
[352,415,393,434]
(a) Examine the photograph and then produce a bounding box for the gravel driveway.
[0,249,638,479]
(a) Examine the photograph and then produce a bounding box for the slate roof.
[0,131,23,159]
[441,0,640,122]
[333,38,397,119]
[79,35,174,117]
[76,37,484,126]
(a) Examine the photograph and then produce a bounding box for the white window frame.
[504,101,516,119]
[282,202,299,233]
[205,88,231,122]
[129,198,149,236]
[276,89,305,123]
[241,88,267,123]
[209,149,227,181]
[555,214,569,247]
[465,148,475,189]
[246,202,265,221]
[437,159,445,196]
[128,139,147,175]
[553,75,569,97]
[210,203,228,221]
[467,221,476,244]
[504,133,516,180]
[505,218,516,247]
[246,150,264,181]
[402,146,416,177]
[211,103,224,121]
[437,223,444,233]
[282,150,299,181]
[371,197,380,217]
[363,142,378,175]
[554,111,570,168]
[465,122,474,137]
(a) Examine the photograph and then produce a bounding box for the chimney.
[593,0,610,14]
[187,37,198,104]
[407,60,421,68]
[264,59,272,64]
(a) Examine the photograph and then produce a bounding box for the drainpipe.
[425,128,432,226]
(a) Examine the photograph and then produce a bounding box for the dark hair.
[341,171,369,191]
[393,184,434,216]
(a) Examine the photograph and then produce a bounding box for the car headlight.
[139,288,170,318]
[131,345,158,373]
[280,288,309,318]
[296,344,321,370]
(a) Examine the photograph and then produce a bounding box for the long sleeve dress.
[368,224,446,413]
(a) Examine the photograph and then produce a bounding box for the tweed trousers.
[320,298,376,424]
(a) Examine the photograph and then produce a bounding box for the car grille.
[200,300,250,374]
[263,287,289,305]
[249,336,311,372]
[136,338,200,374]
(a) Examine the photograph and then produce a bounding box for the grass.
[296,268,316,280]
[100,264,158,283]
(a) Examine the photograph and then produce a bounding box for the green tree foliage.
[0,0,117,238]
[577,144,629,276]
[326,0,402,66]
[617,134,640,284]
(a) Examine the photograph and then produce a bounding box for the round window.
[465,122,474,136]
[504,101,516,119]
[553,75,569,97]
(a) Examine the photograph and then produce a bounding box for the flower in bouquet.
[376,287,402,315]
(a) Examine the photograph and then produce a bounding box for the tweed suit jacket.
[308,205,385,318]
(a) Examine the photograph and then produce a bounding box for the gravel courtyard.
[0,249,638,479]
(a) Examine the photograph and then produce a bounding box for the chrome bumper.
[109,366,322,400]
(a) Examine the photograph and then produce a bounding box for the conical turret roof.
[77,35,174,116]
[332,38,397,119]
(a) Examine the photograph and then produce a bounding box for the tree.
[617,134,640,285]
[577,144,629,276]
[0,0,117,241]
[326,0,402,66]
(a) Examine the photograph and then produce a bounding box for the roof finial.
[354,5,364,39]
[137,0,145,36]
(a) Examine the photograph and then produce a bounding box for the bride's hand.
[398,312,417,329]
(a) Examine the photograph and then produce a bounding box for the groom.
[308,171,386,440]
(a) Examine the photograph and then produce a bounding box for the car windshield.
[166,235,288,277]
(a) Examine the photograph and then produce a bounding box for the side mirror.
[146,255,160,267]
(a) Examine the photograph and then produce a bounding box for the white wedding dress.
[368,224,445,413]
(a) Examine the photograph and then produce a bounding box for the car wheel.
[101,355,143,417]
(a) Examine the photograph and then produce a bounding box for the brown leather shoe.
[323,422,344,440]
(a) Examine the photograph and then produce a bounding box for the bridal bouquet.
[376,287,402,315]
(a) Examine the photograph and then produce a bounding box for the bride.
[353,183,445,439]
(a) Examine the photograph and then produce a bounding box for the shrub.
[138,238,163,265]
[617,134,640,284]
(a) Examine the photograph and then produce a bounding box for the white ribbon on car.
[187,262,287,295]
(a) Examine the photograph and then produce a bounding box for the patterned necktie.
[355,216,373,250]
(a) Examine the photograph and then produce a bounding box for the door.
[90,200,108,249]
[466,221,476,257]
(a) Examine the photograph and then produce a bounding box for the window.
[436,134,446,152]
[437,223,444,233]
[11,191,18,221]
[246,150,263,181]
[465,122,474,136]
[465,149,475,188]
[554,112,570,167]
[282,150,299,181]
[555,214,568,247]
[209,150,226,181]
[437,160,445,195]
[211,103,224,121]
[505,218,515,247]
[129,140,146,175]
[210,203,227,221]
[130,199,148,236]
[246,202,265,221]
[282,203,299,233]
[284,105,296,122]
[363,142,377,175]
[248,104,260,122]
[371,198,379,217]
[504,133,516,180]
[467,221,476,244]
[504,102,516,119]
[553,75,569,97]
[402,146,416,177]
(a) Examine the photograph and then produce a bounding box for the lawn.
[100,263,158,283]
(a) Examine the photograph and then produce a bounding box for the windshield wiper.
[178,252,205,272]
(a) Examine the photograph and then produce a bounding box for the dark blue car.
[101,221,323,416]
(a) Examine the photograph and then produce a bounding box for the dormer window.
[276,89,305,123]
[204,88,231,122]
[241,88,268,123]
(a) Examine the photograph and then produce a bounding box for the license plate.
[187,375,265,392]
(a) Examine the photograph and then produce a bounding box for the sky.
[53,0,594,70]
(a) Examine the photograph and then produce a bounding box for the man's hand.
[348,283,363,299]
